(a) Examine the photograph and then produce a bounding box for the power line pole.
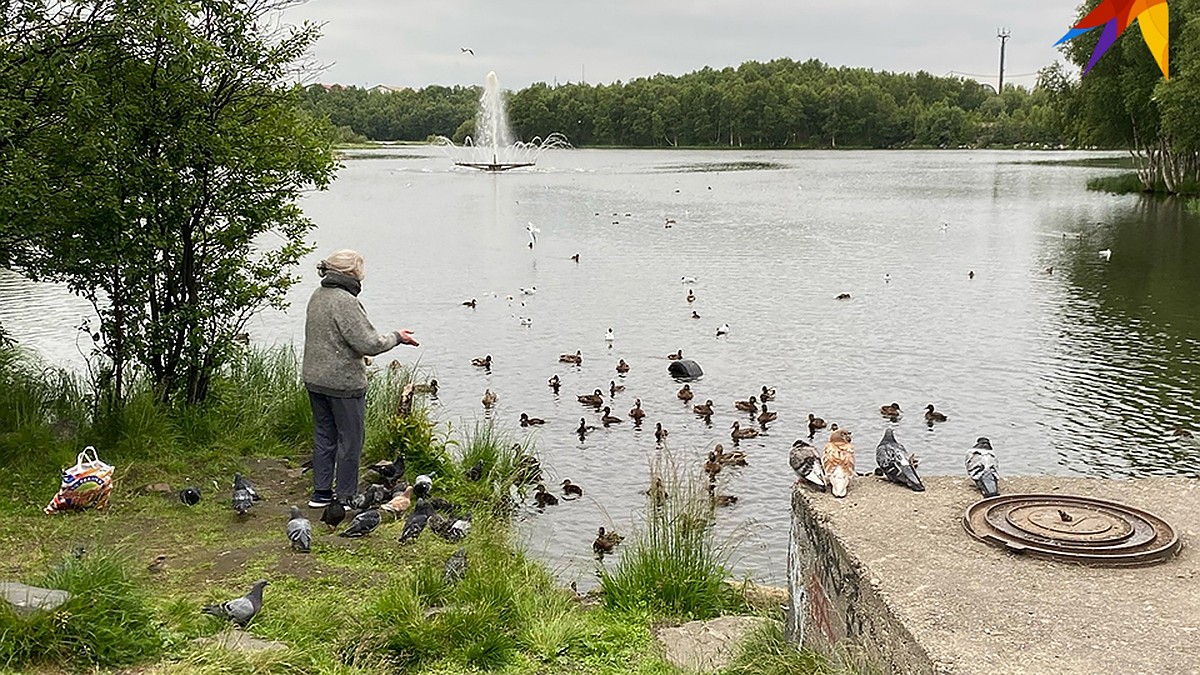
[997,28,1011,94]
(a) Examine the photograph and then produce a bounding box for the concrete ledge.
[787,476,1199,674]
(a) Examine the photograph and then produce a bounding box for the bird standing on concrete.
[875,429,924,492]
[790,439,825,491]
[965,437,1000,497]
[286,506,312,552]
[822,429,855,498]
[202,580,268,628]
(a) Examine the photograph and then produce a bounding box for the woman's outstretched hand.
[397,329,420,347]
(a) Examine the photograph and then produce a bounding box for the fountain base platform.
[454,161,535,172]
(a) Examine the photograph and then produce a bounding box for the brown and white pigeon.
[202,579,268,628]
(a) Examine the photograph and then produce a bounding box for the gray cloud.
[284,0,1081,90]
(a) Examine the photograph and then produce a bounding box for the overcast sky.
[282,0,1083,91]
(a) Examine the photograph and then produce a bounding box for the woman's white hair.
[318,249,365,280]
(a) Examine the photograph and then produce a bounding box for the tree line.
[299,58,1073,149]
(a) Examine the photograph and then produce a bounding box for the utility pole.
[997,28,1011,94]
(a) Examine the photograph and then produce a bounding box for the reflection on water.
[2,149,1197,587]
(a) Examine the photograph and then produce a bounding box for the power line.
[946,71,1040,79]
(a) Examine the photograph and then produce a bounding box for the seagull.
[460,47,474,55]
[526,222,540,248]
[1099,249,1112,261]
[716,323,730,336]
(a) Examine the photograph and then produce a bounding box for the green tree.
[0,0,337,404]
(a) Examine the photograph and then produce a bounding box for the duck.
[570,253,580,263]
[807,414,826,436]
[735,396,758,413]
[561,479,583,499]
[654,422,668,443]
[687,290,696,303]
[472,354,492,368]
[965,437,1000,497]
[821,428,855,498]
[880,402,901,419]
[968,270,975,279]
[534,483,559,508]
[646,478,669,508]
[592,526,623,555]
[600,406,623,426]
[609,380,625,396]
[560,350,583,365]
[703,452,723,479]
[577,389,605,407]
[667,349,683,360]
[693,399,714,416]
[677,384,694,402]
[757,403,777,425]
[691,311,701,319]
[707,482,738,507]
[924,404,948,423]
[616,359,630,374]
[875,429,924,492]
[716,323,730,336]
[576,417,597,438]
[681,276,697,284]
[730,421,759,442]
[789,439,825,491]
[714,443,747,466]
[521,286,538,295]
[547,374,561,393]
[628,399,646,422]
[760,386,776,402]
[835,293,852,300]
[413,379,439,395]
[481,389,498,408]
[519,412,545,427]
[605,327,615,344]
[462,298,476,308]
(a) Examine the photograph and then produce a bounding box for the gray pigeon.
[413,472,434,499]
[398,498,431,544]
[789,439,826,491]
[231,472,258,516]
[444,548,468,584]
[965,437,1000,497]
[286,506,312,553]
[321,501,346,530]
[338,509,381,538]
[202,579,268,627]
[351,484,391,511]
[876,429,924,492]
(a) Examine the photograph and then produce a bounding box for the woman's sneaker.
[308,490,335,508]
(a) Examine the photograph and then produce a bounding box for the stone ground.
[656,616,773,673]
[801,475,1199,675]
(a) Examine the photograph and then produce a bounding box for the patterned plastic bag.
[44,446,115,514]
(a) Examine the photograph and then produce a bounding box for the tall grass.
[0,550,163,669]
[598,455,741,620]
[723,620,839,675]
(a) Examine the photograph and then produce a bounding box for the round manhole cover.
[963,494,1181,566]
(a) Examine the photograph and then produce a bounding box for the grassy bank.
[1087,173,1200,196]
[0,346,828,674]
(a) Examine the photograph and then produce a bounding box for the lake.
[3,147,1198,587]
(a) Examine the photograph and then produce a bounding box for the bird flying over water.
[460,47,475,56]
[1055,0,1169,79]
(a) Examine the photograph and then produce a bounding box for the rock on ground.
[656,615,772,673]
[196,629,287,654]
[0,582,71,615]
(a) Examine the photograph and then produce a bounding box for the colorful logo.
[1056,0,1169,79]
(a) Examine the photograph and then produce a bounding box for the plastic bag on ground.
[44,446,115,514]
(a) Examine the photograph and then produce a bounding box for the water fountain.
[439,71,570,171]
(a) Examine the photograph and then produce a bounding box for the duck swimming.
[472,354,492,368]
[561,479,583,499]
[667,349,683,360]
[716,323,730,336]
[655,422,668,443]
[593,526,623,555]
[714,443,747,466]
[693,399,714,416]
[578,389,605,407]
[413,379,439,395]
[880,402,901,419]
[629,399,646,422]
[707,482,738,507]
[616,359,630,374]
[560,350,583,365]
[547,374,561,393]
[924,404,948,423]
[757,403,777,425]
[519,412,545,427]
[576,417,597,438]
[600,406,624,426]
[735,396,758,413]
[822,428,855,498]
[677,384,694,402]
[789,439,825,491]
[730,421,759,442]
[704,451,722,479]
[760,386,776,401]
[481,389,498,408]
[610,380,625,396]
[807,414,826,436]
[875,429,924,492]
[462,298,476,308]
[691,311,701,319]
[965,437,1000,497]
[687,289,696,303]
[534,484,559,508]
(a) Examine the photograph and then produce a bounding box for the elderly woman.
[302,249,418,508]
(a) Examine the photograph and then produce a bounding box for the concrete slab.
[657,615,772,673]
[0,582,71,615]
[787,476,1199,675]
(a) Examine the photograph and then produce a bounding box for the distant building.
[368,84,408,94]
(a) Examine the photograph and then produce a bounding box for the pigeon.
[338,509,381,538]
[352,484,392,511]
[366,453,406,486]
[398,499,432,544]
[413,473,434,499]
[202,580,268,628]
[965,437,1000,497]
[286,506,312,552]
[320,501,346,530]
[465,460,484,482]
[789,439,826,491]
[231,473,258,516]
[444,548,468,584]
[822,429,855,498]
[179,486,201,506]
[380,485,414,517]
[875,429,925,492]
[448,516,471,542]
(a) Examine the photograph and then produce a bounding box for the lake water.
[3,147,1199,587]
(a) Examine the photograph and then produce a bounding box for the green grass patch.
[1087,172,1200,196]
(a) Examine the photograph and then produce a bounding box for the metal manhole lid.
[963,494,1182,567]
